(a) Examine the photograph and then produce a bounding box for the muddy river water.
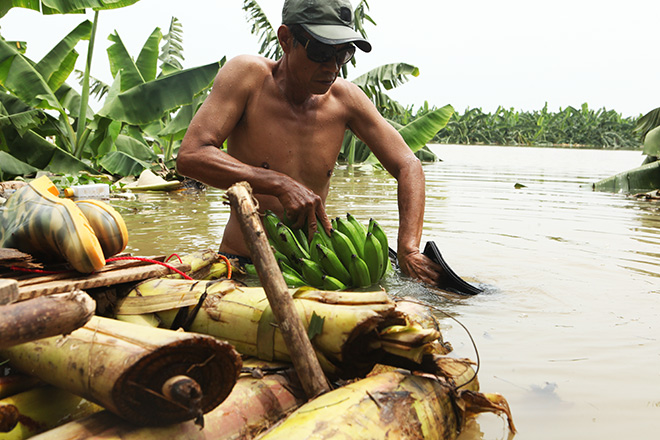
[115,144,660,439]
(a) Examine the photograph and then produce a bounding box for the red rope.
[105,256,194,280]
[10,255,230,281]
[9,266,72,274]
[165,253,184,264]
[217,254,232,279]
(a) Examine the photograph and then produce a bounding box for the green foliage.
[0,8,221,179]
[434,103,641,150]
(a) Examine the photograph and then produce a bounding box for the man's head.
[282,0,372,53]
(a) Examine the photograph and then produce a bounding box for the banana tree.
[88,19,223,175]
[1,1,144,154]
[0,12,221,178]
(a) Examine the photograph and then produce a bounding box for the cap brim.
[301,23,372,52]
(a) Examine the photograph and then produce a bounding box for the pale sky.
[1,0,658,117]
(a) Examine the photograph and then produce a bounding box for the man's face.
[289,31,355,94]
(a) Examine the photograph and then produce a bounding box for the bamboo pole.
[0,290,95,348]
[0,316,242,426]
[226,182,331,398]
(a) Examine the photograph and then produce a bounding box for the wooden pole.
[226,182,331,398]
[0,290,95,348]
[0,279,18,305]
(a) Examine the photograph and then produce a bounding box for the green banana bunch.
[260,210,391,290]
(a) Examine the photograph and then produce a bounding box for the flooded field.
[116,144,660,439]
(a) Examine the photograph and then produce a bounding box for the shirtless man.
[177,0,444,285]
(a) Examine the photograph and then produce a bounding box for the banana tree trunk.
[255,370,515,440]
[30,359,307,440]
[115,279,449,380]
[0,290,95,348]
[0,316,242,426]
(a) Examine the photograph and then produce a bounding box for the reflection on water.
[115,145,660,439]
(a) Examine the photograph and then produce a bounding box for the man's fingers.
[314,205,332,234]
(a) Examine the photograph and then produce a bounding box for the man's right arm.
[176,56,329,233]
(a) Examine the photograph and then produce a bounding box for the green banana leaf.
[159,17,185,76]
[2,128,97,173]
[107,32,146,91]
[0,38,65,112]
[345,105,454,165]
[643,126,660,157]
[0,0,142,17]
[352,63,420,95]
[397,104,454,153]
[0,100,45,136]
[35,20,92,91]
[107,27,162,91]
[99,150,152,176]
[242,0,281,60]
[114,133,157,160]
[97,62,220,125]
[0,151,38,180]
[135,28,161,83]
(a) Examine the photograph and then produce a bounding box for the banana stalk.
[31,359,307,440]
[164,249,230,280]
[0,316,242,426]
[115,279,450,379]
[0,385,102,439]
[255,370,515,440]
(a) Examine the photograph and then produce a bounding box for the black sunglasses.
[293,33,356,66]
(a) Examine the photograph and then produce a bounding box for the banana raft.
[256,211,390,290]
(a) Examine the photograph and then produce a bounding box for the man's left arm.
[344,83,444,284]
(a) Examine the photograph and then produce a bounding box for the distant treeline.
[427,104,641,149]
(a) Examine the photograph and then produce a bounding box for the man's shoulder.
[225,54,275,75]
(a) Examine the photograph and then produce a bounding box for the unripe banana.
[315,216,335,252]
[321,274,347,291]
[348,254,372,287]
[293,227,310,255]
[298,257,325,288]
[279,260,307,287]
[347,213,368,247]
[369,218,391,277]
[363,231,384,284]
[309,232,325,263]
[276,223,310,262]
[335,217,364,258]
[330,228,358,270]
[316,243,352,286]
[263,210,281,240]
[244,263,258,276]
[282,270,308,287]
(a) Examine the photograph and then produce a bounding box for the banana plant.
[0,8,222,178]
[89,19,222,175]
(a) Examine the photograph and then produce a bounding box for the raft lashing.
[0,249,515,439]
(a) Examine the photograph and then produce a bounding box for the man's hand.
[397,248,446,286]
[277,179,333,239]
